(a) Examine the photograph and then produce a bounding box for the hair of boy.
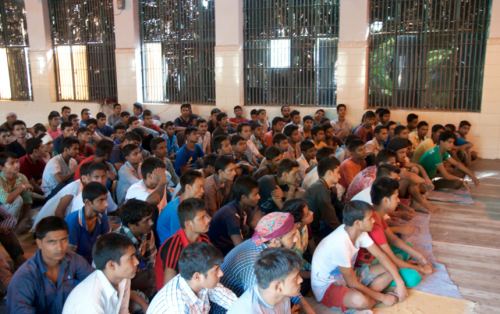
[385,121,397,129]
[280,105,289,113]
[113,103,121,109]
[302,115,313,123]
[276,158,299,178]
[196,118,207,127]
[459,120,471,128]
[375,108,384,115]
[203,153,218,169]
[254,247,301,289]
[264,146,282,161]
[79,161,94,178]
[250,109,258,115]
[12,120,26,128]
[336,104,346,111]
[60,137,80,153]
[348,139,365,152]
[61,121,73,131]
[178,242,224,280]
[178,198,206,229]
[0,128,8,135]
[394,125,407,136]
[444,124,456,133]
[374,125,387,134]
[68,114,78,122]
[215,155,235,173]
[184,126,198,137]
[318,157,340,178]
[322,123,333,132]
[165,121,175,128]
[180,103,190,110]
[299,140,315,152]
[371,177,400,206]
[142,110,153,118]
[438,130,457,144]
[96,112,106,120]
[128,116,139,125]
[432,124,445,134]
[179,169,203,194]
[35,216,69,240]
[93,233,134,270]
[234,105,242,111]
[417,121,429,129]
[212,135,229,153]
[123,131,141,143]
[34,124,47,134]
[188,115,199,124]
[0,152,18,166]
[211,108,221,116]
[120,111,131,118]
[376,164,400,179]
[283,124,298,137]
[319,118,330,125]
[216,112,228,122]
[234,175,259,201]
[378,108,390,119]
[375,149,396,166]
[251,122,262,131]
[95,140,114,158]
[257,109,266,115]
[407,113,418,123]
[85,118,97,127]
[140,157,166,179]
[122,144,139,159]
[315,109,325,114]
[120,198,156,228]
[290,110,300,120]
[113,124,126,133]
[131,128,145,141]
[282,198,307,223]
[272,116,284,127]
[25,138,43,155]
[236,122,251,134]
[81,109,89,116]
[230,134,245,146]
[316,146,335,162]
[148,137,164,152]
[87,162,108,178]
[310,125,323,138]
[273,133,288,145]
[343,200,372,226]
[61,106,71,112]
[48,112,60,121]
[134,102,144,111]
[364,111,376,120]
[82,182,108,204]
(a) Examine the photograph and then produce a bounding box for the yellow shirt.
[412,138,436,164]
[314,141,327,149]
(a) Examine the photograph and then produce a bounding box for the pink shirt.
[47,128,62,140]
[353,124,374,143]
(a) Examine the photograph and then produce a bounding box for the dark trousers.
[0,231,24,261]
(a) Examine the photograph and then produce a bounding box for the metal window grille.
[48,0,117,102]
[243,0,339,107]
[139,0,215,104]
[368,0,491,112]
[0,0,32,101]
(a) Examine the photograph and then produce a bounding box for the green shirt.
[0,172,32,205]
[418,145,450,179]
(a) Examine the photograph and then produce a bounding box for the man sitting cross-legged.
[419,131,479,190]
[155,198,211,290]
[114,199,158,299]
[228,248,303,314]
[214,212,315,314]
[354,177,433,285]
[311,200,408,313]
[7,217,94,314]
[62,233,148,313]
[148,242,237,314]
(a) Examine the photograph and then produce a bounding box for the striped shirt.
[113,226,157,270]
[147,274,237,314]
[155,228,210,290]
[213,240,303,314]
[0,206,16,230]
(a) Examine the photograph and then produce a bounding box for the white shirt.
[62,270,131,314]
[351,186,372,204]
[331,118,353,136]
[364,138,382,157]
[147,274,237,314]
[408,131,428,150]
[71,191,118,214]
[198,132,211,152]
[32,180,83,230]
[297,155,317,184]
[126,180,168,213]
[301,167,319,190]
[41,154,78,197]
[245,139,261,162]
[311,224,374,302]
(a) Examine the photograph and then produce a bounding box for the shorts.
[320,264,377,313]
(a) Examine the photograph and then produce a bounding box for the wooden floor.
[429,159,500,313]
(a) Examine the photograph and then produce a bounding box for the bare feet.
[426,202,443,213]
[411,201,431,214]
[354,311,374,314]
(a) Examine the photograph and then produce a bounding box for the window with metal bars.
[139,0,215,104]
[368,0,491,112]
[0,0,32,101]
[48,0,117,102]
[243,0,339,107]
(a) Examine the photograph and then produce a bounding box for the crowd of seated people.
[0,102,481,314]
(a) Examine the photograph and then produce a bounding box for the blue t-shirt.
[455,137,467,146]
[156,196,182,245]
[96,125,114,137]
[174,144,205,176]
[65,207,110,263]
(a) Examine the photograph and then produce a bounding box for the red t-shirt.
[355,211,388,266]
[229,117,249,125]
[19,154,46,181]
[353,124,374,143]
[144,123,161,132]
[74,155,108,180]
[338,157,367,189]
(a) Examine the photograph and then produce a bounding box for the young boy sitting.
[354,111,376,143]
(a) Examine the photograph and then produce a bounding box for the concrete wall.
[2,0,500,158]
